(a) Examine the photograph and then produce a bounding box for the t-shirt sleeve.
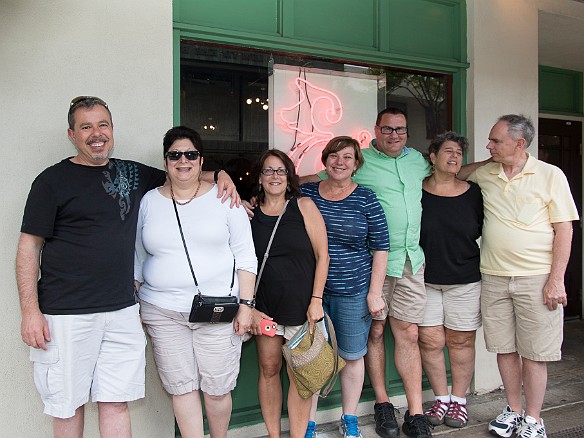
[423,157,432,177]
[21,172,58,238]
[548,168,579,223]
[467,170,478,183]
[364,189,390,251]
[317,170,328,181]
[141,164,166,191]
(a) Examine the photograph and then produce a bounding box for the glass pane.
[385,70,450,156]
[180,43,452,198]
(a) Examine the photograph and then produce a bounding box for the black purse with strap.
[172,198,239,323]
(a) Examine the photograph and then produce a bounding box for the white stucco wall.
[0,1,175,436]
[466,0,540,392]
[467,0,540,162]
[1,0,580,434]
[467,0,584,393]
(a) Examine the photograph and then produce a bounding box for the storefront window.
[180,42,451,198]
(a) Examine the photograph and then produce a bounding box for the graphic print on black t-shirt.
[102,160,141,220]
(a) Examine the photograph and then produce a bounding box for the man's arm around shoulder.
[16,233,50,350]
[299,174,322,184]
[457,158,493,181]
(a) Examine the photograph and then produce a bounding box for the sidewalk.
[258,319,584,438]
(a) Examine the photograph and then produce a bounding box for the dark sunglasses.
[69,96,108,109]
[68,96,109,120]
[165,150,201,161]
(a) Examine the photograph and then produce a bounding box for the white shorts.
[30,304,146,418]
[419,281,482,331]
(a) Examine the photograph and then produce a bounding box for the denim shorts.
[323,289,371,361]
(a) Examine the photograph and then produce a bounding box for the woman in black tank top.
[249,150,329,438]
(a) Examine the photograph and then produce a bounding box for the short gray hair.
[498,114,535,148]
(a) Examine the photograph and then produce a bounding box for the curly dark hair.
[427,131,468,156]
[252,150,301,205]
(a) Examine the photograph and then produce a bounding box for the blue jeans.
[323,288,371,360]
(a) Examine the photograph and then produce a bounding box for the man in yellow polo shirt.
[466,115,578,438]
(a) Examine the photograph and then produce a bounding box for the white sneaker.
[517,416,547,438]
[488,405,523,437]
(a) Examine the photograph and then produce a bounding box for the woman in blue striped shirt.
[301,136,390,438]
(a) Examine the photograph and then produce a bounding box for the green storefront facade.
[171,1,584,433]
[171,0,468,430]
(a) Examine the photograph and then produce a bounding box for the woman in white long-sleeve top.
[134,126,257,438]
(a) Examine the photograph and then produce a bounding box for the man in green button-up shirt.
[305,108,432,437]
[357,109,432,438]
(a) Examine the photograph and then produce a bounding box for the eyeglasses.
[165,151,201,161]
[377,125,408,135]
[69,96,109,109]
[261,168,288,176]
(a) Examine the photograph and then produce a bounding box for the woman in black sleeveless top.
[249,150,329,438]
[419,132,483,429]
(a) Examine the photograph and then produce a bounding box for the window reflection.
[180,43,452,198]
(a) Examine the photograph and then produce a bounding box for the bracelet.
[311,295,323,300]
[214,169,223,183]
[239,298,256,308]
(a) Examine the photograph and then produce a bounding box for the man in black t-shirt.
[15,96,238,437]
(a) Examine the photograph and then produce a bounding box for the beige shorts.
[481,274,563,361]
[30,304,146,419]
[420,281,482,331]
[375,260,426,324]
[140,300,243,396]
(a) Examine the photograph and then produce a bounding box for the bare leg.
[256,334,285,438]
[203,392,232,438]
[308,393,319,421]
[173,391,204,438]
[340,358,365,415]
[53,405,84,438]
[286,365,313,438]
[418,325,448,397]
[497,352,523,413]
[97,402,131,438]
[522,358,547,421]
[445,329,476,398]
[365,318,390,403]
[390,317,423,414]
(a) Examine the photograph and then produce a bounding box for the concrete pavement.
[255,319,584,438]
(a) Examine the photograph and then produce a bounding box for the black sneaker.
[402,410,433,438]
[374,402,400,438]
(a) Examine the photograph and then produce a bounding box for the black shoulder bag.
[172,199,239,323]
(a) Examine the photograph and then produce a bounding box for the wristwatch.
[214,169,224,183]
[239,298,256,308]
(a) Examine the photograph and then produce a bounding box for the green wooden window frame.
[539,65,584,116]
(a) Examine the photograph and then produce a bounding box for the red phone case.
[260,319,278,336]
